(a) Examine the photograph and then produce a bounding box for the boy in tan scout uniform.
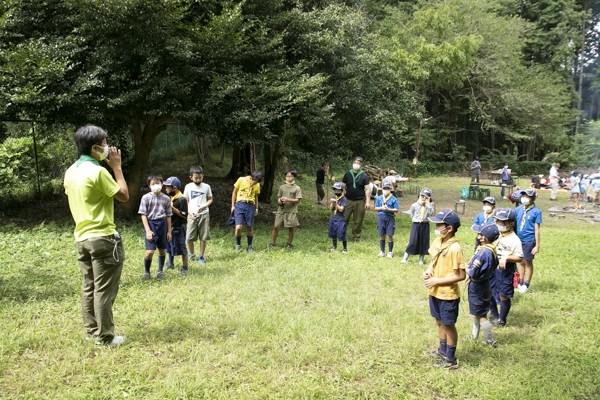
[270,169,303,250]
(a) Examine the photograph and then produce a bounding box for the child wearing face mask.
[270,169,303,250]
[328,182,348,253]
[401,188,435,264]
[473,196,496,250]
[423,210,465,369]
[373,181,399,258]
[138,174,173,281]
[514,189,542,293]
[489,208,523,327]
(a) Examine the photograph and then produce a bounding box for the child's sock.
[524,281,530,288]
[342,240,347,250]
[182,264,188,271]
[519,279,524,286]
[499,299,512,321]
[379,240,385,252]
[402,252,409,262]
[247,235,253,246]
[388,241,394,252]
[418,255,425,263]
[167,253,174,266]
[158,255,165,272]
[235,236,241,246]
[472,320,481,339]
[332,239,337,249]
[481,321,494,342]
[438,339,447,355]
[446,345,457,362]
[144,258,152,274]
[489,296,499,318]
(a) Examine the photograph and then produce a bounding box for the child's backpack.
[460,186,469,199]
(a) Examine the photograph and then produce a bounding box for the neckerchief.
[170,191,183,206]
[431,237,459,271]
[349,169,363,189]
[419,203,427,222]
[520,204,533,231]
[381,193,392,207]
[333,193,344,215]
[483,209,494,222]
[76,154,99,167]
[476,243,497,259]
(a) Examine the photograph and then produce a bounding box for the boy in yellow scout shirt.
[422,210,466,369]
[231,171,263,253]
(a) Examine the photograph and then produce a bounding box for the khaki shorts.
[274,211,299,228]
[186,213,211,242]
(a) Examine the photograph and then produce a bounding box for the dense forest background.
[1,0,599,214]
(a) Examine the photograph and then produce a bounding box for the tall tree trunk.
[119,114,169,216]
[259,120,286,203]
[217,143,226,167]
[575,0,588,135]
[226,144,256,179]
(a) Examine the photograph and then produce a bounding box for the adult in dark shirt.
[342,157,371,242]
[316,162,329,205]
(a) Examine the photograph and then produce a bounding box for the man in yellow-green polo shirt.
[64,125,129,347]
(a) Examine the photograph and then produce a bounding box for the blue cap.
[494,208,515,221]
[332,182,344,190]
[164,176,181,190]
[472,222,500,242]
[420,188,432,198]
[519,188,537,200]
[382,181,393,189]
[482,196,496,205]
[509,191,521,204]
[428,209,461,230]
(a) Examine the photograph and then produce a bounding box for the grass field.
[1,176,599,399]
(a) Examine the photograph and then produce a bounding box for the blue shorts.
[377,214,396,237]
[493,263,515,298]
[234,202,255,227]
[429,296,460,326]
[522,241,537,261]
[328,219,347,241]
[144,219,168,250]
[168,226,188,257]
[468,280,491,317]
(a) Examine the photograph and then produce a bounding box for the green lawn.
[1,176,598,399]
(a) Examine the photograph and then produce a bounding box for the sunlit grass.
[1,177,599,398]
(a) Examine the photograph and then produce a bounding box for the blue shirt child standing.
[514,188,542,293]
[373,181,399,258]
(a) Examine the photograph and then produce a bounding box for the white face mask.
[521,197,530,205]
[434,228,448,238]
[483,205,493,213]
[151,184,162,193]
[382,190,391,196]
[352,163,361,171]
[95,145,109,161]
[418,199,425,205]
[497,225,508,232]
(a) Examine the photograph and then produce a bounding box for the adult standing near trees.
[500,163,510,200]
[342,157,371,242]
[316,163,329,205]
[470,157,481,183]
[549,163,560,201]
[64,125,129,346]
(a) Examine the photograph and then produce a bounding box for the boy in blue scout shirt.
[423,210,465,369]
[373,181,399,258]
[473,196,496,250]
[328,182,348,253]
[490,208,523,327]
[467,222,499,346]
[514,189,542,293]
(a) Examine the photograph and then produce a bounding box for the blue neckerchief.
[76,155,100,167]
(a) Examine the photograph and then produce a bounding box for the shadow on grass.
[0,267,78,303]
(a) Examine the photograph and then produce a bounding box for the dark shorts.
[144,219,168,250]
[429,296,460,326]
[522,241,537,261]
[493,263,515,298]
[328,219,347,241]
[234,202,255,227]
[168,226,188,257]
[377,214,396,237]
[468,280,491,317]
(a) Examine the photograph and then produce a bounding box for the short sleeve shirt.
[342,170,370,201]
[278,183,303,213]
[64,158,120,242]
[183,182,213,216]
[374,194,398,216]
[428,237,465,300]
[316,168,326,185]
[138,192,173,220]
[494,231,523,259]
[330,195,347,222]
[515,205,542,242]
[234,177,260,203]
[471,161,481,175]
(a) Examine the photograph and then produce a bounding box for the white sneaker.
[503,196,507,200]
[419,261,424,265]
[519,285,529,293]
[96,336,124,347]
[517,284,523,292]
[400,259,407,264]
[386,252,393,259]
[377,251,385,257]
